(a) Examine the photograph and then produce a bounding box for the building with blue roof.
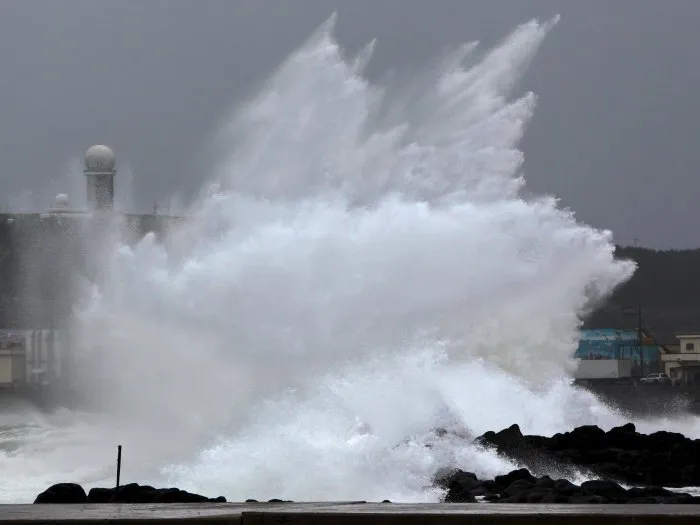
[576,328,662,375]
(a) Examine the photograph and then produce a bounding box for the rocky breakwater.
[435,422,700,504]
[34,483,227,504]
[437,468,700,504]
[32,423,700,506]
[475,422,700,487]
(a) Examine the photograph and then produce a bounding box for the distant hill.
[584,246,700,344]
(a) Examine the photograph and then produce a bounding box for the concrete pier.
[1,503,700,525]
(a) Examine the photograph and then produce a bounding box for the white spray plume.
[3,16,685,505]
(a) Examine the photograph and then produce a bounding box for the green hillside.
[584,246,700,343]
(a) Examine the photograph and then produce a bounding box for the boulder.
[34,483,88,504]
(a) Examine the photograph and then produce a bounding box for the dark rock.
[535,475,554,488]
[114,483,157,503]
[441,470,480,503]
[34,483,88,504]
[87,487,114,503]
[472,423,700,488]
[494,468,535,489]
[501,479,536,498]
[477,424,523,449]
[151,488,210,503]
[435,467,699,504]
[436,470,479,503]
[606,423,637,447]
[580,480,628,502]
[41,483,225,504]
[552,479,579,496]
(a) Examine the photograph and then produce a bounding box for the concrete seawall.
[3,503,700,525]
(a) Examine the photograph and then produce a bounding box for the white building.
[661,334,700,385]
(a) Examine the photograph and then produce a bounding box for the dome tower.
[84,145,116,211]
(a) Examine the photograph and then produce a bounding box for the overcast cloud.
[0,1,697,248]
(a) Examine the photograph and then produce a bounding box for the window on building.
[686,342,695,351]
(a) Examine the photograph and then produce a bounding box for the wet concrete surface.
[0,503,359,523]
[1,503,700,524]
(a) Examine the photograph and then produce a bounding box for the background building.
[574,328,663,380]
[0,145,183,404]
[661,334,700,385]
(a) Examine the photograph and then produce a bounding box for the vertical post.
[116,445,122,493]
[633,237,644,378]
[638,303,644,378]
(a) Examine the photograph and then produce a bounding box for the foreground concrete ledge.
[2,503,700,525]
[243,503,700,525]
[245,503,700,524]
[0,503,360,523]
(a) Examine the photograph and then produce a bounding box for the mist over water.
[2,15,698,503]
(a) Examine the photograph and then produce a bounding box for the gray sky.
[0,1,697,248]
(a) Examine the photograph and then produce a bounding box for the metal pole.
[638,303,644,378]
[634,237,644,378]
[116,445,122,494]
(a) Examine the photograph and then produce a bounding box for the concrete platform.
[1,503,700,525]
[244,503,700,524]
[0,503,356,524]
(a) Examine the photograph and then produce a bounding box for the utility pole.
[634,236,644,378]
[638,302,644,378]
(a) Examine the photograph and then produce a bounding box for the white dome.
[84,144,116,172]
[54,193,69,208]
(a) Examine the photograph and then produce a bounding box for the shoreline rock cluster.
[474,422,700,488]
[433,421,700,504]
[34,483,227,504]
[436,468,699,504]
[33,422,700,505]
